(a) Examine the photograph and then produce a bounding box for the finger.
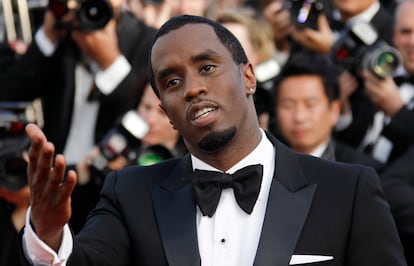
[48,156,76,204]
[52,169,77,208]
[60,169,77,200]
[26,124,47,180]
[318,14,330,32]
[50,154,67,187]
[26,124,46,154]
[33,141,55,187]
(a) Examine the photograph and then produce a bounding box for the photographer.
[0,0,156,168]
[70,83,186,233]
[0,105,32,265]
[353,0,414,165]
[255,0,393,67]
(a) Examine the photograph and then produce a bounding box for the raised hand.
[25,124,77,251]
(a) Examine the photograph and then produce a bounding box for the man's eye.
[166,79,180,88]
[200,65,215,73]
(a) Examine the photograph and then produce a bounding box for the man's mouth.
[188,102,219,127]
[194,107,216,120]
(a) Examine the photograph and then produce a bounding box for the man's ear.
[243,62,257,95]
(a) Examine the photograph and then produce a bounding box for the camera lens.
[374,51,400,77]
[363,42,402,78]
[78,0,113,31]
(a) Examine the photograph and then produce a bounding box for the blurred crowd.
[1,0,414,264]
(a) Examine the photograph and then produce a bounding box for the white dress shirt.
[193,129,276,266]
[23,129,276,265]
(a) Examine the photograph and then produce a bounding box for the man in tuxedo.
[0,0,156,166]
[328,0,396,149]
[20,15,406,265]
[272,52,384,173]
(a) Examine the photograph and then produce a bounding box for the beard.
[197,127,236,152]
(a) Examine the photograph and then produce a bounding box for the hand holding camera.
[290,11,334,54]
[262,0,294,45]
[48,0,114,32]
[45,0,119,68]
[262,0,334,54]
[361,70,404,117]
[285,0,324,30]
[71,18,120,69]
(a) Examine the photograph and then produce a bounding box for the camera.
[284,0,324,30]
[90,110,149,183]
[48,0,114,31]
[331,20,402,79]
[0,100,43,191]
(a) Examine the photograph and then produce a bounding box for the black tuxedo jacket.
[328,139,385,173]
[0,11,156,153]
[381,144,414,266]
[381,105,414,163]
[32,133,403,266]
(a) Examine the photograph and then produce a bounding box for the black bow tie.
[190,164,263,217]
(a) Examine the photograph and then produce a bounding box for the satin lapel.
[149,155,201,266]
[254,135,317,266]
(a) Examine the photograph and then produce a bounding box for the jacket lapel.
[254,135,317,266]
[149,155,201,266]
[150,134,317,266]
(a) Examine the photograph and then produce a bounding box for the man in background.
[272,52,384,172]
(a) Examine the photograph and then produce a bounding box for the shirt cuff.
[22,207,73,266]
[35,27,58,57]
[95,55,131,95]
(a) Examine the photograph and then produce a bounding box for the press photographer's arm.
[25,124,77,252]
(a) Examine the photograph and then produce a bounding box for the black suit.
[19,133,405,265]
[0,201,20,265]
[321,139,385,173]
[381,144,414,266]
[0,11,156,153]
[381,104,414,163]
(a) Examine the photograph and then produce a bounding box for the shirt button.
[221,238,226,244]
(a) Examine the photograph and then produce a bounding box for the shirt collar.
[310,140,330,158]
[191,129,273,174]
[333,1,380,25]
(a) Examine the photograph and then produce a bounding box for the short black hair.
[148,15,249,95]
[275,52,341,102]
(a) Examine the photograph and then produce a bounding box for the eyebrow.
[190,49,220,63]
[156,49,220,82]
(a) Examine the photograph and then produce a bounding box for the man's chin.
[197,127,237,153]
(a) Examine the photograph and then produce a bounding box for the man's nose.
[184,78,208,101]
[293,105,308,122]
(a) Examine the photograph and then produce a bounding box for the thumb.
[318,14,331,32]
